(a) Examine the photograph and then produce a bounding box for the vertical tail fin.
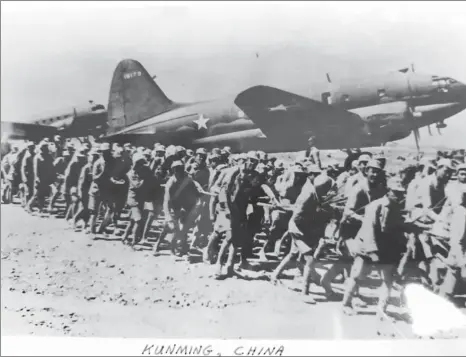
[107,59,174,134]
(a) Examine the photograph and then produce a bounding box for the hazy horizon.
[2,1,466,148]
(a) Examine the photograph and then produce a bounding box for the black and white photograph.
[1,1,466,353]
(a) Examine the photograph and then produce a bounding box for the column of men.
[1,137,465,316]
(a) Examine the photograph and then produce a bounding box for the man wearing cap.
[207,154,238,220]
[438,188,466,301]
[336,161,358,192]
[322,159,387,297]
[159,160,204,256]
[123,154,152,246]
[25,142,55,214]
[161,145,178,179]
[259,164,309,261]
[304,136,322,169]
[1,145,20,204]
[63,148,87,220]
[445,163,466,207]
[53,135,65,155]
[306,164,322,185]
[243,163,271,265]
[405,158,437,211]
[220,147,231,164]
[150,144,166,173]
[87,142,113,236]
[99,144,131,235]
[343,154,371,197]
[123,142,132,153]
[140,145,166,242]
[185,148,213,247]
[47,146,73,214]
[265,159,284,190]
[20,143,36,207]
[192,148,210,189]
[414,158,455,287]
[205,155,233,241]
[73,148,100,231]
[204,152,259,274]
[270,175,336,302]
[341,176,416,316]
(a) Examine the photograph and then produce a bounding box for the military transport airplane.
[104,59,466,152]
[3,59,466,152]
[1,101,107,142]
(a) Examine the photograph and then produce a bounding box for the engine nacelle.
[348,101,409,123]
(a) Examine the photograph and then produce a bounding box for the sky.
[2,1,466,148]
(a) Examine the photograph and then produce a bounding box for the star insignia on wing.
[268,104,291,112]
[193,114,210,130]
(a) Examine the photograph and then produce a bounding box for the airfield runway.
[1,203,465,340]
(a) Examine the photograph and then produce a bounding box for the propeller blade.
[428,125,432,136]
[413,128,420,152]
[437,126,442,135]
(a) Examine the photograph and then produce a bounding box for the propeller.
[428,125,432,136]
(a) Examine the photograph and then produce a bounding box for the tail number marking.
[123,71,142,80]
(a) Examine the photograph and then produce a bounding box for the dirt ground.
[1,203,465,340]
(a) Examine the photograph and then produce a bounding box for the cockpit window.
[92,104,105,111]
[432,76,451,92]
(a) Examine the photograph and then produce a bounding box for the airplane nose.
[452,78,466,104]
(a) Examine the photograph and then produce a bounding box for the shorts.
[130,205,143,221]
[213,210,246,247]
[289,231,320,256]
[33,183,51,199]
[143,201,154,211]
[88,192,101,212]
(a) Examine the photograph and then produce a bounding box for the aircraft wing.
[1,121,58,141]
[234,85,366,145]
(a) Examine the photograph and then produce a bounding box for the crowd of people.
[1,135,465,318]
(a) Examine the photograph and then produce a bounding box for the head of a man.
[436,159,454,184]
[195,148,208,164]
[366,160,383,185]
[358,154,371,174]
[244,152,259,172]
[457,164,466,184]
[386,176,406,205]
[171,160,185,180]
[313,174,333,200]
